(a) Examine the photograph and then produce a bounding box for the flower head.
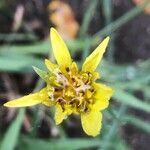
[4,28,113,136]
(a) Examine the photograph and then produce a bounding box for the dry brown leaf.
[132,0,150,14]
[48,0,79,39]
[23,114,32,132]
[12,5,24,31]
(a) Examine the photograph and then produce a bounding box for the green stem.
[100,105,127,150]
[79,0,99,37]
[102,0,114,63]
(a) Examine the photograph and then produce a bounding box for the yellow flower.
[4,28,113,136]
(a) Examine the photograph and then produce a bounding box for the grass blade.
[79,0,99,37]
[0,109,25,150]
[114,89,150,113]
[19,137,114,150]
[123,115,150,133]
[93,0,150,39]
[0,55,44,72]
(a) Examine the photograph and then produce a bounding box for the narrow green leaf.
[19,137,113,150]
[101,105,127,149]
[123,115,150,133]
[114,135,130,150]
[0,55,44,72]
[0,41,49,55]
[0,109,25,150]
[0,33,37,42]
[79,0,98,37]
[113,89,150,113]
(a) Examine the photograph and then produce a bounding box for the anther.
[84,107,88,112]
[54,88,60,92]
[90,88,94,92]
[79,91,85,96]
[87,72,92,76]
[66,67,70,72]
[57,98,66,104]
[71,77,76,82]
[85,78,90,84]
[58,72,62,75]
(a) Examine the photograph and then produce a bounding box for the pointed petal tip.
[44,59,49,68]
[44,59,48,64]
[4,102,17,108]
[104,36,110,44]
[55,121,60,125]
[50,27,57,36]
[82,36,110,72]
[44,59,58,72]
[50,27,72,69]
[44,59,49,64]
[3,102,8,107]
[106,36,110,40]
[50,27,56,32]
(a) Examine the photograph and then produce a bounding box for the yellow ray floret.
[54,104,67,125]
[82,37,110,72]
[81,111,102,136]
[45,59,58,72]
[93,83,113,111]
[50,28,72,70]
[4,88,49,107]
[4,27,113,137]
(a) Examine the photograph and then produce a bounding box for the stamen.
[80,101,86,112]
[54,88,60,92]
[75,83,91,93]
[48,92,54,100]
[66,67,70,72]
[90,88,95,93]
[55,70,69,87]
[56,98,66,104]
[71,77,76,82]
[84,107,88,112]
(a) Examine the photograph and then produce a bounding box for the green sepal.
[33,66,48,81]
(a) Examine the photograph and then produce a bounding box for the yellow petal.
[54,105,66,125]
[45,59,58,72]
[81,111,102,136]
[70,62,78,75]
[4,88,48,107]
[42,97,53,107]
[93,83,113,111]
[82,37,110,72]
[92,72,100,81]
[50,28,72,69]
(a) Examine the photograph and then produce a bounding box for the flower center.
[47,65,96,113]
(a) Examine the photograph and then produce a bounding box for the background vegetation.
[0,0,150,150]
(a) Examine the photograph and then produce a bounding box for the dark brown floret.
[54,88,60,92]
[58,72,63,75]
[71,77,76,82]
[84,107,88,112]
[66,67,70,72]
[57,98,66,104]
[90,88,95,92]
